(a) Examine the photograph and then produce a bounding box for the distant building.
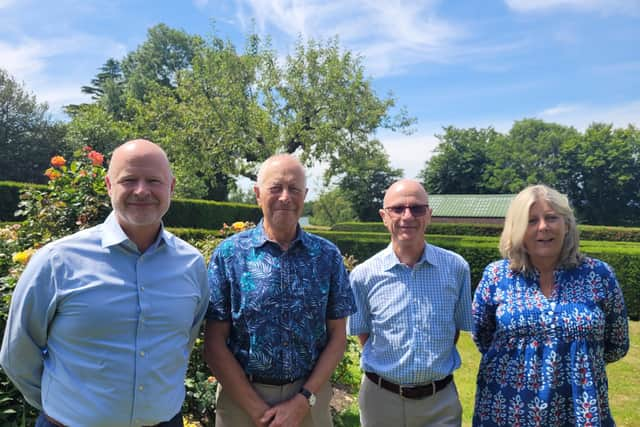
[429,194,515,224]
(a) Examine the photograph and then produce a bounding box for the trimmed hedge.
[164,198,261,229]
[0,181,47,221]
[311,230,640,320]
[0,180,261,229]
[332,221,640,242]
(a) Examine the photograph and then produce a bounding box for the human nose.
[400,207,414,218]
[132,180,150,195]
[278,188,291,202]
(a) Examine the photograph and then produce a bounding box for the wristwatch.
[299,387,317,407]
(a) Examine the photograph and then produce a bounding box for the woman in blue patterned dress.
[472,185,629,427]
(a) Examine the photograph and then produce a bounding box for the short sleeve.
[326,247,357,320]
[205,240,233,320]
[347,265,370,336]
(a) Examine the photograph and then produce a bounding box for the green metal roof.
[429,194,515,218]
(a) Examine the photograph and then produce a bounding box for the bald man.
[204,154,356,427]
[348,179,473,427]
[0,139,209,427]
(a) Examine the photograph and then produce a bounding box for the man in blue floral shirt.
[204,154,356,427]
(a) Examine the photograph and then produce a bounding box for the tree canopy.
[65,24,415,200]
[0,68,65,183]
[419,119,640,225]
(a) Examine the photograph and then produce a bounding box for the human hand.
[260,393,309,427]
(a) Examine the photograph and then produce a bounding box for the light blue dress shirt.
[0,212,209,427]
[348,243,473,385]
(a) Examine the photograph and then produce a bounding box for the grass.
[335,321,639,427]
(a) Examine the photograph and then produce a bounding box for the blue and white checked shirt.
[0,213,209,427]
[348,243,473,385]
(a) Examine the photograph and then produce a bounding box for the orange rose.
[87,150,104,166]
[50,155,66,167]
[44,168,61,180]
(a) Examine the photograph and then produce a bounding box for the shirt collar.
[100,212,174,251]
[381,241,434,271]
[250,219,306,249]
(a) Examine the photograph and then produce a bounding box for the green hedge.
[332,221,640,242]
[0,181,261,229]
[0,181,47,221]
[164,198,261,229]
[312,230,640,320]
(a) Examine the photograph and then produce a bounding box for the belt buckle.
[399,385,407,397]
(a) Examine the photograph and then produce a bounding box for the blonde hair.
[499,184,582,273]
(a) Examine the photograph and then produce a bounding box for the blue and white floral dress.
[472,257,629,427]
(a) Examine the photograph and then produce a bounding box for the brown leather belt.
[365,371,453,399]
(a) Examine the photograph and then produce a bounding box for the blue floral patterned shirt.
[206,221,356,382]
[472,257,629,427]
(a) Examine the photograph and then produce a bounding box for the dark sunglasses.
[384,204,430,217]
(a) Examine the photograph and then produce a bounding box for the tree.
[336,140,403,221]
[310,188,356,226]
[66,26,414,200]
[419,126,499,194]
[0,68,65,183]
[257,36,415,178]
[566,123,640,225]
[483,119,580,194]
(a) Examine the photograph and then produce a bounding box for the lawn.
[335,321,639,427]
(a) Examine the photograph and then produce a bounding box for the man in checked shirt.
[348,179,473,427]
[204,154,356,427]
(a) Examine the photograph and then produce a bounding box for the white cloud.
[504,0,640,15]
[0,34,127,115]
[539,104,580,116]
[537,100,640,130]
[193,0,208,8]
[377,129,440,180]
[234,0,468,77]
[0,39,51,78]
[0,0,16,8]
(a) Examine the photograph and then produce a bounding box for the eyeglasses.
[384,205,430,217]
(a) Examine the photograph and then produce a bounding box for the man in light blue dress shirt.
[348,179,473,427]
[0,139,209,427]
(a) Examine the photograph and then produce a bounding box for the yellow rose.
[12,248,36,265]
[231,221,246,231]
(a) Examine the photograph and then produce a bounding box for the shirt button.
[141,286,145,291]
[139,385,144,391]
[140,351,145,357]
[283,342,288,346]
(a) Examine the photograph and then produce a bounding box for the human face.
[523,199,567,267]
[106,143,175,235]
[254,157,307,237]
[380,181,431,247]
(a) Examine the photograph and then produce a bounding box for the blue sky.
[1,0,639,197]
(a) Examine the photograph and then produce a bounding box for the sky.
[1,0,640,198]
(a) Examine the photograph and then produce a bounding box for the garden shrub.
[0,181,46,221]
[165,199,261,230]
[332,221,640,242]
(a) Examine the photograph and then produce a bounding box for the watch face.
[308,393,317,406]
